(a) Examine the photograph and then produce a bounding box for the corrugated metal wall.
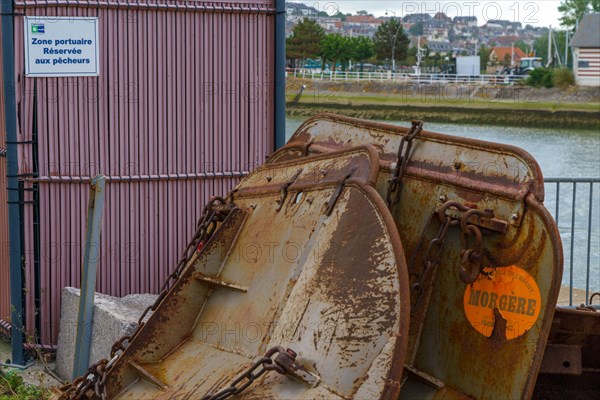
[0,18,11,331]
[9,0,275,344]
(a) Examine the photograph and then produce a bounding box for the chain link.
[459,208,487,284]
[201,347,293,400]
[60,196,235,400]
[576,292,600,312]
[387,120,424,208]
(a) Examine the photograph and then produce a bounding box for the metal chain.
[408,202,458,312]
[408,201,496,311]
[201,347,294,400]
[60,196,235,400]
[387,120,424,208]
[459,208,487,284]
[576,292,600,312]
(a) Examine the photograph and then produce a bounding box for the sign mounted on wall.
[24,17,99,77]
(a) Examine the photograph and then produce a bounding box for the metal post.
[392,45,396,74]
[274,0,286,150]
[565,30,569,68]
[2,0,25,366]
[72,175,106,379]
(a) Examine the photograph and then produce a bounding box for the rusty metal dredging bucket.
[269,114,563,399]
[94,147,411,399]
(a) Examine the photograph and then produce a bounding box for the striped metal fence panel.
[6,0,275,344]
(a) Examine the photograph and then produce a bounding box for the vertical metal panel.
[2,0,26,363]
[0,18,11,329]
[10,0,276,344]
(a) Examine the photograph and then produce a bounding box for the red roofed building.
[345,15,384,28]
[489,46,527,67]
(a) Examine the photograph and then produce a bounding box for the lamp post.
[385,9,403,73]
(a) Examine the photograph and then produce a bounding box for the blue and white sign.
[24,17,99,77]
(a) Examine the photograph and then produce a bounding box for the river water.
[285,116,600,294]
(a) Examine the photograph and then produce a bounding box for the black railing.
[544,178,600,306]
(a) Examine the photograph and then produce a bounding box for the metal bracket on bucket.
[435,203,509,234]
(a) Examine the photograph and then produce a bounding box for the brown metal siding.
[10,0,275,344]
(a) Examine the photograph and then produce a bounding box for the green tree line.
[286,18,411,71]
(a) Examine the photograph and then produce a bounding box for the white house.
[570,13,600,87]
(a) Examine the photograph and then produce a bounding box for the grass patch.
[0,368,49,400]
[286,91,600,112]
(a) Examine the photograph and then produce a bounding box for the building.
[341,15,384,38]
[570,13,600,87]
[491,35,520,47]
[433,12,451,22]
[285,2,318,22]
[317,17,342,32]
[403,13,432,24]
[453,16,477,28]
[489,47,527,67]
[345,15,383,28]
[427,41,453,56]
[423,19,449,40]
[484,20,521,33]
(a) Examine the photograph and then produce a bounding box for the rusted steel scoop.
[270,114,563,400]
[85,148,410,399]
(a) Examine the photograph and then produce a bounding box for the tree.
[286,18,326,67]
[558,0,598,30]
[409,21,423,36]
[332,11,348,21]
[321,34,354,71]
[356,10,369,16]
[479,45,491,72]
[515,39,529,54]
[373,18,410,70]
[350,36,375,71]
[533,31,572,67]
[404,46,418,67]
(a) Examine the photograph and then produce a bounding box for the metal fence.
[286,68,528,85]
[3,0,276,346]
[544,178,600,306]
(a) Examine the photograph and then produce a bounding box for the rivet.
[512,213,519,221]
[439,195,447,202]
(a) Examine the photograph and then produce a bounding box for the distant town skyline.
[292,1,563,27]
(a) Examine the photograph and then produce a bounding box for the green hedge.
[525,68,555,88]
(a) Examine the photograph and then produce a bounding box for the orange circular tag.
[463,266,541,340]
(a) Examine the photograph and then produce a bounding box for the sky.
[297,0,564,27]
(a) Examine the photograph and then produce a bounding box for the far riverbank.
[285,78,600,130]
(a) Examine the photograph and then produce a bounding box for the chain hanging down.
[387,120,424,208]
[60,196,235,400]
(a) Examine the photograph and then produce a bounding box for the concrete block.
[55,287,157,381]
